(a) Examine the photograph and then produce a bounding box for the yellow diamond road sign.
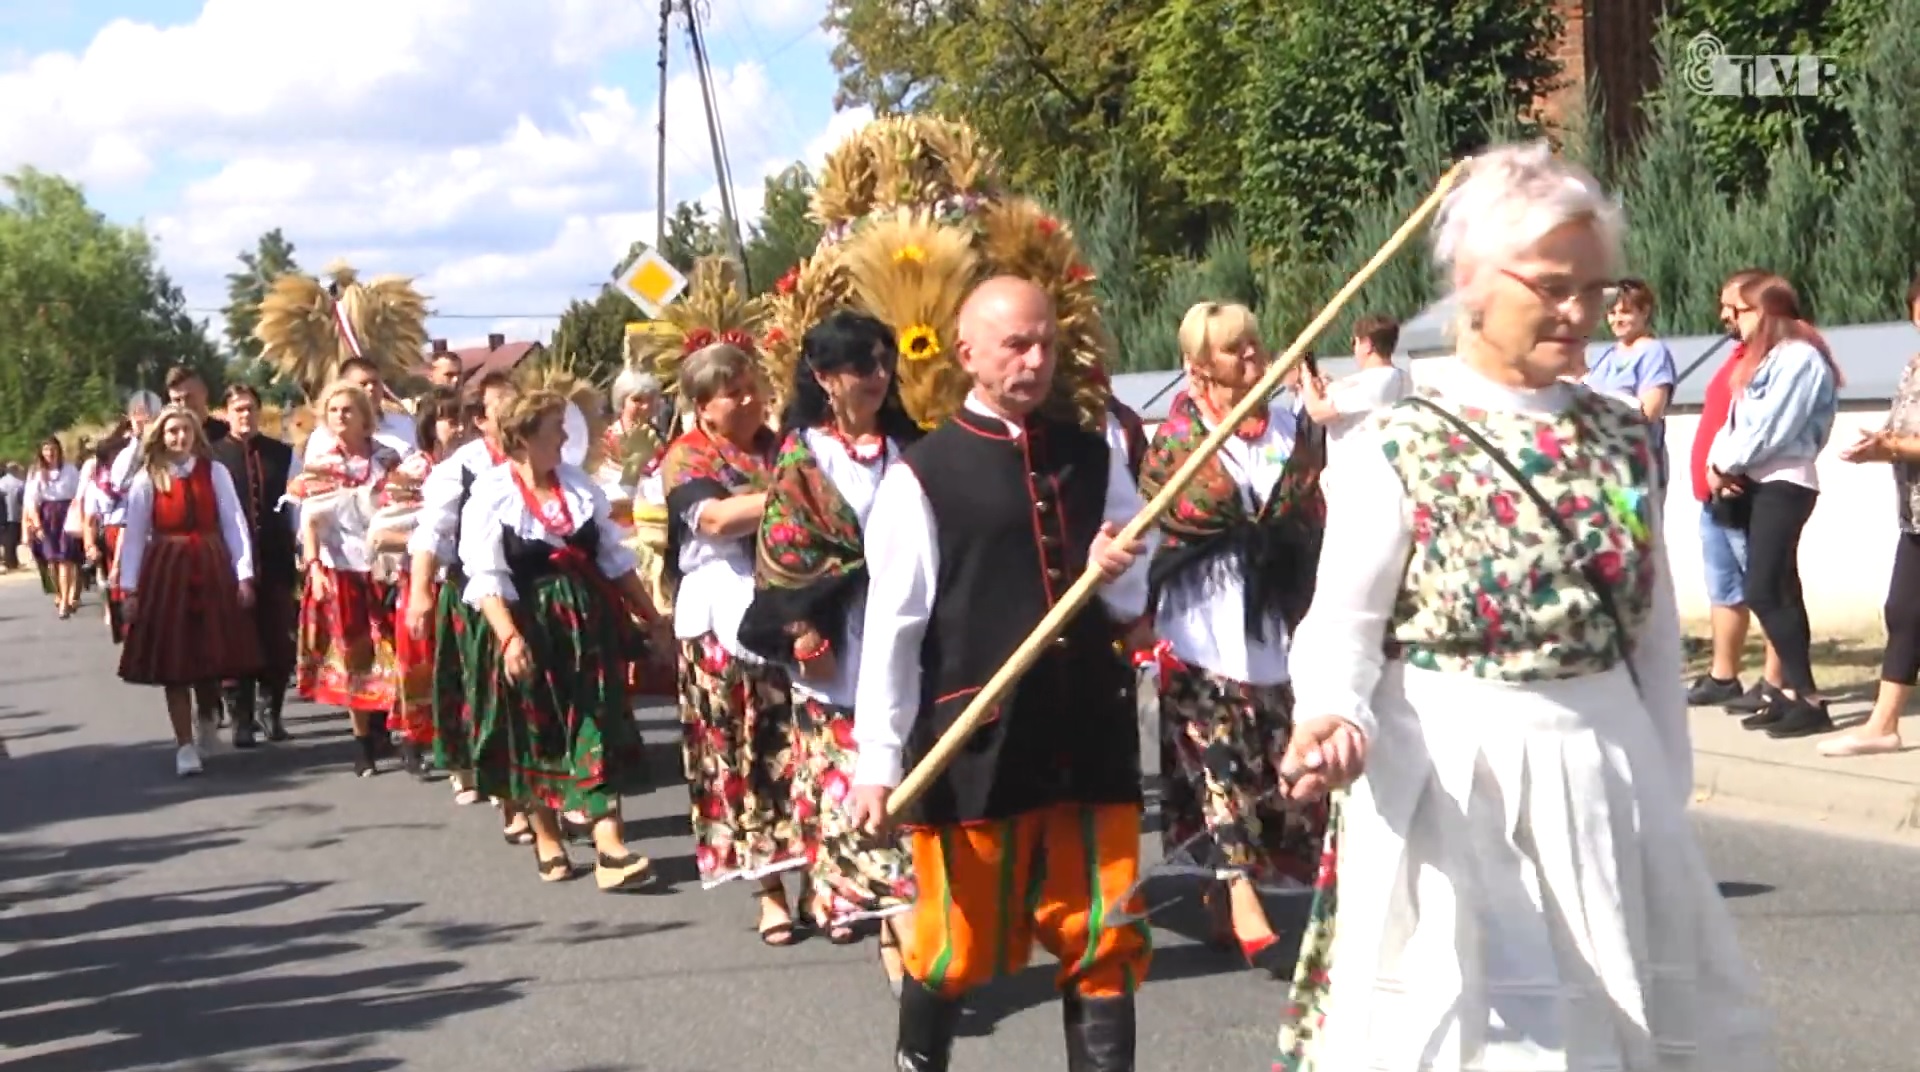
[613,249,688,318]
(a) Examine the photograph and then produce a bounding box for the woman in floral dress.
[1137,300,1327,971]
[456,389,661,890]
[116,407,261,777]
[739,311,922,983]
[661,341,804,943]
[294,379,406,777]
[1273,142,1770,1071]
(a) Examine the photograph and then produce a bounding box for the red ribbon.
[1131,638,1181,690]
[514,469,574,538]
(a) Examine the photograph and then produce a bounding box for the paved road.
[0,574,1915,1072]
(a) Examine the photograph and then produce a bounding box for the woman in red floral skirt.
[374,388,467,777]
[293,380,406,776]
[116,406,262,777]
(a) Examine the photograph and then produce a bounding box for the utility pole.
[654,0,671,253]
[679,0,751,290]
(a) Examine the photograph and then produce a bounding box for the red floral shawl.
[735,430,870,662]
[658,426,777,590]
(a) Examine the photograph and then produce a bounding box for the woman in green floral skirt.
[455,389,669,890]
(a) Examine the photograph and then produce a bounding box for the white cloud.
[0,1,875,356]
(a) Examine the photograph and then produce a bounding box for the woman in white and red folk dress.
[23,436,84,618]
[293,379,406,777]
[117,406,262,777]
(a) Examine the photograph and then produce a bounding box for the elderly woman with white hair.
[1273,143,1771,1071]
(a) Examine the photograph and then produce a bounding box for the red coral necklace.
[1195,393,1270,442]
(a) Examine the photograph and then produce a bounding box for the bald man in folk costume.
[849,276,1157,1072]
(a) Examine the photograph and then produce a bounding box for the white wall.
[1661,410,1896,630]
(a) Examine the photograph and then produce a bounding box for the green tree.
[659,201,723,273]
[221,227,300,362]
[825,0,1176,242]
[551,288,638,386]
[1658,0,1886,193]
[744,164,825,295]
[0,168,215,456]
[1235,0,1563,259]
[1809,0,1920,324]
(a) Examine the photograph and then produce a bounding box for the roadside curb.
[1688,704,1920,837]
[1693,748,1920,833]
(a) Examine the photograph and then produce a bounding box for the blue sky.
[0,0,867,348]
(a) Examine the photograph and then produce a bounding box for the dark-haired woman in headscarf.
[740,311,923,988]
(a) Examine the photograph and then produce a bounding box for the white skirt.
[1311,661,1773,1071]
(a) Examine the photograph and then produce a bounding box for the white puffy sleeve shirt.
[118,457,255,594]
[459,463,639,607]
[850,398,1158,788]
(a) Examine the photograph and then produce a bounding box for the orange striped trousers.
[904,802,1151,1000]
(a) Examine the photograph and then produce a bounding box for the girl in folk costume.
[82,427,134,641]
[1138,300,1328,971]
[1274,144,1769,1071]
[456,389,662,889]
[737,311,922,981]
[662,342,805,942]
[94,391,165,645]
[22,436,84,618]
[115,407,262,777]
[371,387,468,778]
[294,380,406,777]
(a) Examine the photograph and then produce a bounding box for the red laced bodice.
[152,462,220,536]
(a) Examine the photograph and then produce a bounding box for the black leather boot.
[258,680,291,742]
[224,682,258,749]
[895,976,962,1071]
[1063,992,1136,1072]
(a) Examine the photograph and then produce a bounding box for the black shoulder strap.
[1405,396,1639,691]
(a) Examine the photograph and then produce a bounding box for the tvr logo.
[1681,32,1839,97]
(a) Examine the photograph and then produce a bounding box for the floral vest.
[1377,386,1658,682]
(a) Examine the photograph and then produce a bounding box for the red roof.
[416,337,544,384]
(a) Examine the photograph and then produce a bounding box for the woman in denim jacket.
[1706,274,1842,738]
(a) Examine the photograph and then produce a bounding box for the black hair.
[780,311,923,445]
[413,386,463,453]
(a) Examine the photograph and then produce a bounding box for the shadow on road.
[0,879,527,1072]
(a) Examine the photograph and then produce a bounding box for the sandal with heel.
[755,888,799,947]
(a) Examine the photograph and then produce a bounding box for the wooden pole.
[886,160,1469,816]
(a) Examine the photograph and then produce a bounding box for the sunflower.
[893,244,927,265]
[900,325,942,362]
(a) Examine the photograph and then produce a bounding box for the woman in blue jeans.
[1707,273,1842,738]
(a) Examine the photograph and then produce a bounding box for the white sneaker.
[175,743,204,777]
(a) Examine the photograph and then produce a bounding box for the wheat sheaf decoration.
[769,113,1111,432]
[516,349,613,474]
[623,255,772,406]
[254,261,430,398]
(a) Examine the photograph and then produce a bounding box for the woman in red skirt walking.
[374,388,468,777]
[293,380,406,777]
[116,407,262,777]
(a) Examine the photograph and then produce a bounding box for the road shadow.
[0,880,526,1072]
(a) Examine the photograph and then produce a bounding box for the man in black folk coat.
[221,384,299,746]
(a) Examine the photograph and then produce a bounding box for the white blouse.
[407,437,503,568]
[788,428,902,709]
[459,462,639,607]
[1152,397,1297,685]
[24,463,79,511]
[300,451,396,573]
[118,457,256,595]
[673,471,764,661]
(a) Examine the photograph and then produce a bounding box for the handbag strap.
[1405,397,1640,690]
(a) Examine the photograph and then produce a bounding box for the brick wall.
[1538,0,1661,152]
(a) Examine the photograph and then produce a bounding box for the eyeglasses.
[1499,269,1615,311]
